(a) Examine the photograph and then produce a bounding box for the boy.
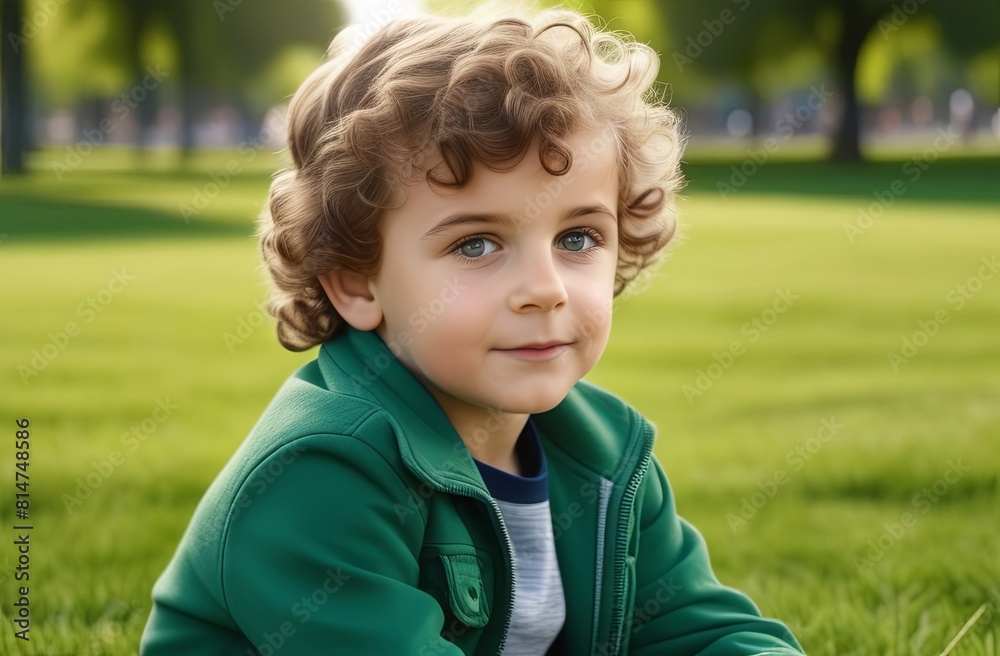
[141,7,805,655]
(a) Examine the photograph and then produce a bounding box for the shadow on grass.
[681,156,1000,205]
[0,147,276,243]
[1,153,996,245]
[0,192,252,242]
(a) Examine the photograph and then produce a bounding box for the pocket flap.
[440,552,490,628]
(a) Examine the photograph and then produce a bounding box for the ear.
[317,268,383,332]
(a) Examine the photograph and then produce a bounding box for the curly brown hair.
[255,6,687,352]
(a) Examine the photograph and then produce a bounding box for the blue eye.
[561,231,594,252]
[457,236,499,259]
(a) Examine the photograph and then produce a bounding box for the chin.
[494,389,570,415]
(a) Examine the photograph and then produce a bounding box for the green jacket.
[141,326,804,655]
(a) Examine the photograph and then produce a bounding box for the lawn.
[1,145,998,655]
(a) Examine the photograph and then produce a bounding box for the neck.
[427,392,530,476]
[462,412,528,475]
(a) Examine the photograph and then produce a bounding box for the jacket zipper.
[604,419,655,654]
[591,479,612,649]
[441,484,516,655]
[486,496,516,654]
[435,415,652,654]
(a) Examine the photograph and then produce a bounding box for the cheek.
[575,282,615,348]
[412,288,482,345]
[435,276,492,322]
[383,264,458,323]
[571,264,616,303]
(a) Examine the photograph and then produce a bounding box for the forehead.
[388,125,620,219]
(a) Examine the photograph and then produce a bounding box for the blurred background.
[2,0,998,168]
[1,0,998,654]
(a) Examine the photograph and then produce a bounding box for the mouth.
[496,342,573,361]
[506,341,570,350]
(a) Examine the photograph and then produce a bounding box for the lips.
[504,341,571,350]
[496,341,571,361]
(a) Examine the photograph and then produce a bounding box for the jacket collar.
[318,326,651,493]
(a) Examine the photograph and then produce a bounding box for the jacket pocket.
[418,545,492,631]
[440,552,491,629]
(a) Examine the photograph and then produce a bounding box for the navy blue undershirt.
[472,418,548,504]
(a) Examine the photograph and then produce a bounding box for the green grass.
[1,145,999,655]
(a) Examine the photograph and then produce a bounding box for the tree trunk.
[164,0,197,161]
[2,0,28,175]
[830,2,881,163]
[125,1,156,164]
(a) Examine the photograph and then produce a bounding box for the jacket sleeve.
[222,434,463,655]
[627,456,805,655]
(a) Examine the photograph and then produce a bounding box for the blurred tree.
[967,45,1000,106]
[856,16,950,104]
[663,0,1000,162]
[148,0,345,158]
[6,0,344,168]
[2,0,28,174]
[27,1,132,106]
[3,0,122,174]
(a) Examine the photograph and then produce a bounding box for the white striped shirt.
[473,419,566,655]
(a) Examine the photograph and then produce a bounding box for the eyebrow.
[421,204,616,240]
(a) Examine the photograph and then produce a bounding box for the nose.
[509,247,569,313]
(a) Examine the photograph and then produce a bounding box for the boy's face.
[369,126,619,434]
